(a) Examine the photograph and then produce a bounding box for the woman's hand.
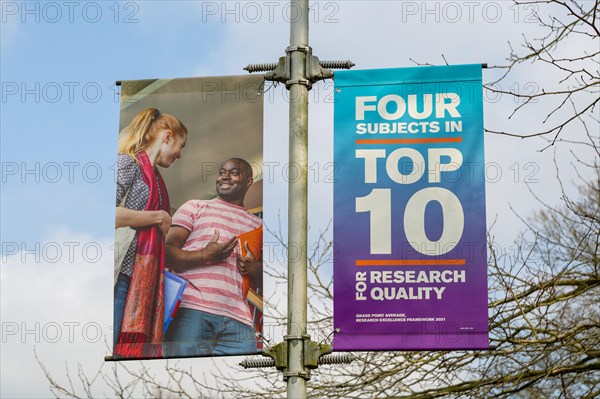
[116,207,172,236]
[154,210,172,236]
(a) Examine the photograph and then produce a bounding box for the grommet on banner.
[320,328,340,346]
[256,331,272,349]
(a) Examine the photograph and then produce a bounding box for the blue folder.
[164,271,186,332]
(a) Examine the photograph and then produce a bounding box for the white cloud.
[1,227,267,397]
[1,229,111,397]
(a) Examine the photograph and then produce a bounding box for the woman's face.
[156,131,186,168]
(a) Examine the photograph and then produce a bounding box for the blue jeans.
[164,307,257,358]
[113,273,131,346]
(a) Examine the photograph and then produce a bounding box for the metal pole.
[287,0,309,398]
[241,1,354,395]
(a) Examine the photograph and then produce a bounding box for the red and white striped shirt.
[171,197,262,326]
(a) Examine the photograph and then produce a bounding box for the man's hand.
[237,241,262,278]
[203,230,238,263]
[166,227,238,272]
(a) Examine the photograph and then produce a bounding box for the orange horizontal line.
[356,137,462,145]
[356,259,466,266]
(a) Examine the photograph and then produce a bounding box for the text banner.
[333,65,488,350]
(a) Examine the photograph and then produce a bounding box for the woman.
[113,108,187,358]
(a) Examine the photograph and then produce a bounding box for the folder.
[164,270,186,332]
[238,225,263,300]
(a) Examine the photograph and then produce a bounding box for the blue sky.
[1,2,226,246]
[1,1,598,397]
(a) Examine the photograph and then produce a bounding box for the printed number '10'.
[355,188,464,255]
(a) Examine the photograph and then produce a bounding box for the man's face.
[216,159,252,203]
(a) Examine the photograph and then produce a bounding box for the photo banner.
[112,75,264,360]
[333,65,488,350]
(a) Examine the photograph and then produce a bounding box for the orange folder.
[238,225,263,300]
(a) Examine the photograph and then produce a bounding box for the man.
[164,158,262,357]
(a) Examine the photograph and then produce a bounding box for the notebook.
[164,270,186,332]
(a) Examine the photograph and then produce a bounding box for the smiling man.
[163,158,262,357]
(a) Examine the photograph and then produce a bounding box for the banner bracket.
[241,335,344,381]
[248,46,352,89]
